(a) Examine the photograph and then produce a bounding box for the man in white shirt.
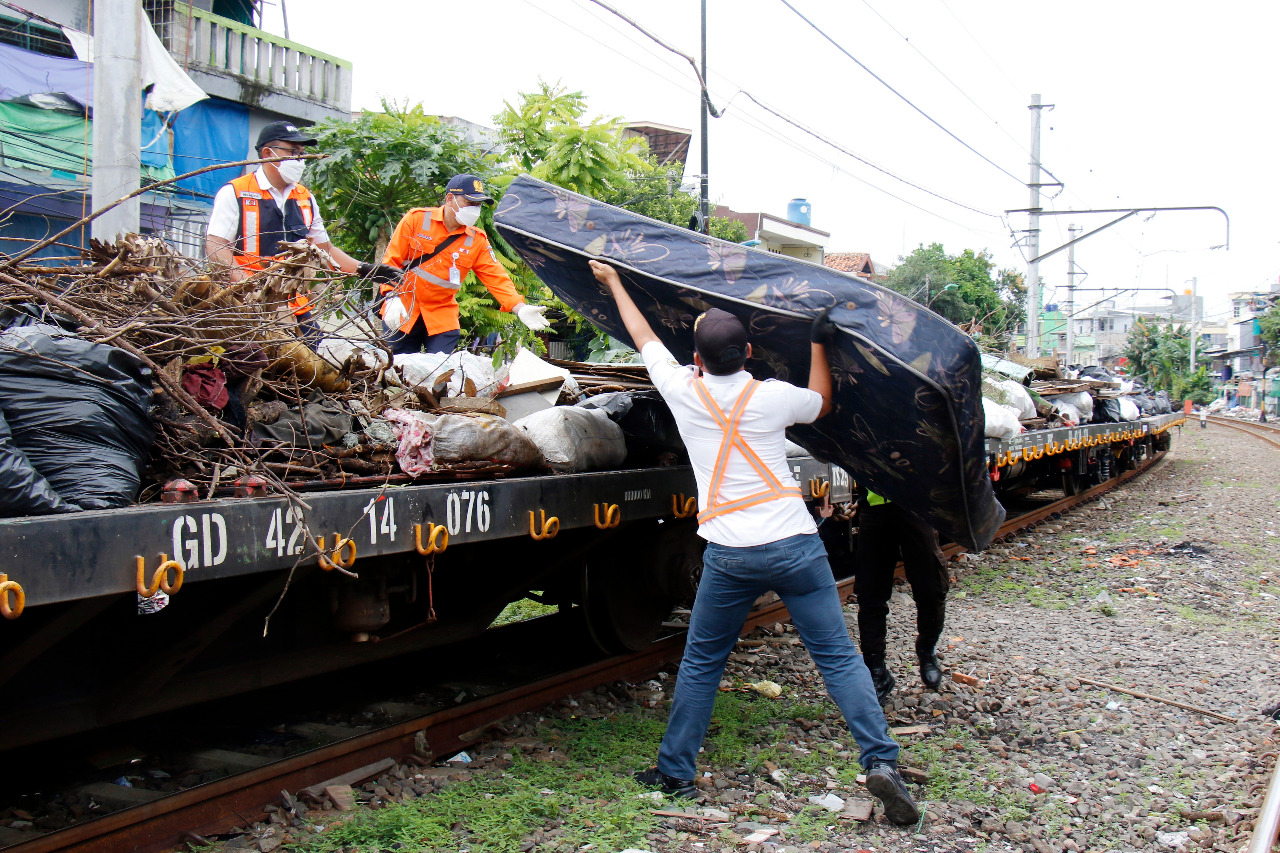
[204,121,399,344]
[589,260,920,825]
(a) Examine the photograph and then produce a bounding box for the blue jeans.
[656,532,899,780]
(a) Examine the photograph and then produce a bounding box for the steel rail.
[1207,416,1280,451]
[1248,754,1280,853]
[5,450,1170,853]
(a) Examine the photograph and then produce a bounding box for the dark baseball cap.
[445,173,494,204]
[694,308,748,374]
[255,120,317,150]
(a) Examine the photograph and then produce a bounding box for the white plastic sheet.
[394,351,496,398]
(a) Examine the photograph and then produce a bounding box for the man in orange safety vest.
[378,174,550,355]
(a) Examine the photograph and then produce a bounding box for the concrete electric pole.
[1024,95,1047,357]
[1188,276,1198,373]
[1065,223,1080,366]
[91,0,142,240]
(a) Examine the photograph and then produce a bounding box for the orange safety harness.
[230,173,314,315]
[693,378,802,524]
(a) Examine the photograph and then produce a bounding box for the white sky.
[267,0,1279,327]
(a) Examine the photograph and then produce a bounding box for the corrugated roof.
[824,252,873,274]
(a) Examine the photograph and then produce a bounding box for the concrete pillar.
[91,0,142,240]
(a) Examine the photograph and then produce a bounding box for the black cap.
[694,308,748,374]
[445,173,494,204]
[255,120,317,150]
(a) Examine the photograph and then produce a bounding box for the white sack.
[982,398,1022,441]
[418,413,542,468]
[508,347,581,403]
[992,379,1037,419]
[1047,391,1094,420]
[1052,401,1082,426]
[1117,397,1141,422]
[514,407,627,473]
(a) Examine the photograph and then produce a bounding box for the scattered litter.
[1157,830,1189,848]
[445,751,472,764]
[743,827,779,844]
[808,793,846,812]
[746,680,783,698]
[635,791,664,802]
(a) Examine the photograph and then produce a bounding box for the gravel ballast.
[218,424,1280,853]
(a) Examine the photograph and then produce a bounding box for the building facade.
[0,0,350,259]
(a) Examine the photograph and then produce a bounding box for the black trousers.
[854,501,949,665]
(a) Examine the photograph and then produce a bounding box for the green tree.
[885,243,1023,347]
[1122,320,1214,404]
[308,100,496,262]
[488,81,747,357]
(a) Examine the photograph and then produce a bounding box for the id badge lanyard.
[448,251,462,287]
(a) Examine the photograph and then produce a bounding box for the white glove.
[515,303,551,332]
[383,295,409,330]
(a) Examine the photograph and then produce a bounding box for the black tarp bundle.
[0,323,155,514]
[494,176,1005,550]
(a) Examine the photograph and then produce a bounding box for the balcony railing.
[146,1,351,113]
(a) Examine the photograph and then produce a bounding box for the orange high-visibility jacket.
[380,206,522,336]
[229,173,314,316]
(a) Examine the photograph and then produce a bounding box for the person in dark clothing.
[854,490,950,702]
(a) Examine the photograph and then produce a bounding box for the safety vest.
[865,490,889,506]
[693,378,802,524]
[230,173,314,315]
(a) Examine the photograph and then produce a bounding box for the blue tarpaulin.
[0,42,92,108]
[171,97,249,200]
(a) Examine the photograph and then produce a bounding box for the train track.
[5,449,1173,853]
[1207,415,1280,450]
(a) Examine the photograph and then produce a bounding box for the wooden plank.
[495,377,565,398]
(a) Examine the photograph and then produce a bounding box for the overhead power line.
[738,91,999,219]
[776,0,1025,187]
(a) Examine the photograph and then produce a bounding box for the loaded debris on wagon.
[0,234,685,519]
[980,351,1172,441]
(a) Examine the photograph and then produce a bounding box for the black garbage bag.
[0,410,67,515]
[1079,365,1116,382]
[1132,394,1156,415]
[1153,390,1172,414]
[1092,397,1123,424]
[577,390,687,465]
[0,324,155,513]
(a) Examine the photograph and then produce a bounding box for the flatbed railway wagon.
[986,411,1185,497]
[0,455,849,750]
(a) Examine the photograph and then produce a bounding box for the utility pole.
[697,0,709,235]
[91,0,142,240]
[1188,276,1198,374]
[1066,223,1080,366]
[1024,94,1046,357]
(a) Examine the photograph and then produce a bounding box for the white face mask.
[453,202,482,228]
[275,157,306,185]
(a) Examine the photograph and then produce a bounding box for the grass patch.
[491,596,559,627]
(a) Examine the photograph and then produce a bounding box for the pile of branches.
[0,234,435,501]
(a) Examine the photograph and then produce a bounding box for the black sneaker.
[635,766,698,799]
[865,761,921,825]
[868,665,896,704]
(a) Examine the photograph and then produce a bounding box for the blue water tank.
[787,198,812,226]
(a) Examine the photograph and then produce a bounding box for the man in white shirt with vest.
[589,260,920,825]
[205,121,399,344]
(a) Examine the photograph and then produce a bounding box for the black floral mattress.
[494,175,1004,550]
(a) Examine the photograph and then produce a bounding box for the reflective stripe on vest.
[693,378,802,524]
